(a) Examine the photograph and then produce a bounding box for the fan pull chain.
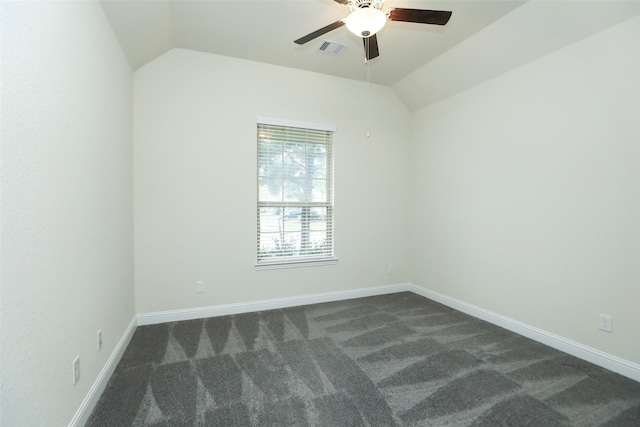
[365,37,371,138]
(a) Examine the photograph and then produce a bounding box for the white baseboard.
[137,283,410,326]
[408,283,640,383]
[68,282,640,427]
[68,316,138,427]
[137,282,640,382]
[76,281,639,427]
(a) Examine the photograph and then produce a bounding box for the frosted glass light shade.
[345,8,386,38]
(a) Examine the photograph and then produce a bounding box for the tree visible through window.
[257,119,335,266]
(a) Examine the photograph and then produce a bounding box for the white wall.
[134,49,410,314]
[2,3,636,424]
[1,2,134,425]
[409,16,640,364]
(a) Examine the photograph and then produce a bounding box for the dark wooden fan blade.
[363,34,380,61]
[333,0,349,4]
[294,20,345,45]
[388,8,452,25]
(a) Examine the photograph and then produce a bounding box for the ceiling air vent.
[316,40,347,55]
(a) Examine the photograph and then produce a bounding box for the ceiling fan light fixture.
[345,8,386,38]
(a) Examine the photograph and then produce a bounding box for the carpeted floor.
[87,292,640,426]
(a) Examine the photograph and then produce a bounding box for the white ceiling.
[101,0,640,110]
[100,0,526,85]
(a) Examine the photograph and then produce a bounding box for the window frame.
[255,117,338,270]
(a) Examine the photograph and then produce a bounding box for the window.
[256,118,336,269]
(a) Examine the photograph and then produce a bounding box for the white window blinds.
[257,119,335,267]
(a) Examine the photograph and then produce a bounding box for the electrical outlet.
[97,329,102,350]
[196,281,204,293]
[387,264,395,275]
[599,314,612,332]
[72,356,80,385]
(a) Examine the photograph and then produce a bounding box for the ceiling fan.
[294,0,452,61]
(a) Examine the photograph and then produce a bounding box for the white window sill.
[255,257,339,271]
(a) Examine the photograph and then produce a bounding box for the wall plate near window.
[256,117,338,270]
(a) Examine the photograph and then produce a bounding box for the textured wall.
[408,16,640,364]
[133,48,411,314]
[1,2,134,425]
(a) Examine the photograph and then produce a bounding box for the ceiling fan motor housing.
[348,0,385,12]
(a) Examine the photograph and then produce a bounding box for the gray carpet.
[86,292,640,426]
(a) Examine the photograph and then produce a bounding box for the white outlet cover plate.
[72,356,80,384]
[599,314,612,332]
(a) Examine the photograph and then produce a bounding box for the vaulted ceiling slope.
[101,0,640,111]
